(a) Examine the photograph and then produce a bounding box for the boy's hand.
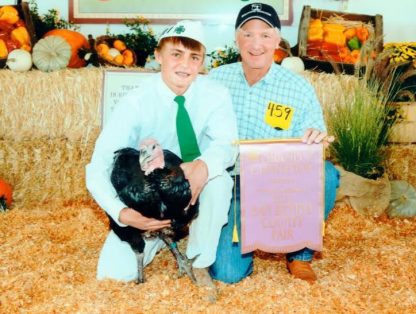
[119,208,171,231]
[180,159,208,205]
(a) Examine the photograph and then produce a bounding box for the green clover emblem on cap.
[174,25,185,34]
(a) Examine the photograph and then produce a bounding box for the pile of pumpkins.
[3,28,90,72]
[0,4,91,72]
[0,5,32,71]
[0,5,137,73]
[3,28,138,72]
[95,37,135,67]
[306,18,371,64]
[32,29,90,71]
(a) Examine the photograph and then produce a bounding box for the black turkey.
[110,138,198,283]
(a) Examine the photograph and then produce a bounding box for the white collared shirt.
[86,72,238,225]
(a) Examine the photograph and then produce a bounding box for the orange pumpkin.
[44,29,89,68]
[0,178,12,209]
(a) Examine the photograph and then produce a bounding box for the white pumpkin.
[281,56,305,73]
[6,49,32,72]
[32,35,71,72]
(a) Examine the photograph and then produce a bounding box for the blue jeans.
[210,161,340,284]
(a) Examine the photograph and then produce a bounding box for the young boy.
[86,20,238,289]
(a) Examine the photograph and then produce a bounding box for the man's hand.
[302,128,335,148]
[180,159,208,205]
[119,208,171,231]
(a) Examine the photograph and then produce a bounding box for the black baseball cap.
[235,3,281,30]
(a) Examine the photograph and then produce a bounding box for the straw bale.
[1,201,416,313]
[0,68,102,142]
[303,71,359,119]
[0,136,98,205]
[0,69,354,142]
[0,69,414,206]
[386,143,416,188]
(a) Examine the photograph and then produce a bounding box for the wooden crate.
[0,0,37,67]
[389,102,416,143]
[297,5,383,74]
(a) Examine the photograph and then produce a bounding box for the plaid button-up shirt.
[209,62,326,140]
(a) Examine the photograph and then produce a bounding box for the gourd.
[387,181,416,218]
[0,38,7,58]
[95,36,136,67]
[0,6,19,24]
[0,178,12,211]
[32,35,71,72]
[6,48,32,71]
[10,26,30,48]
[44,29,89,68]
[323,23,346,46]
[308,19,324,42]
[281,56,305,73]
[277,38,305,73]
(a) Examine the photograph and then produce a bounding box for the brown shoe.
[286,260,317,283]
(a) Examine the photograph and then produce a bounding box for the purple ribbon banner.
[239,139,324,254]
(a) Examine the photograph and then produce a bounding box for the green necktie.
[174,95,201,162]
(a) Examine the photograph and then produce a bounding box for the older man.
[209,3,339,284]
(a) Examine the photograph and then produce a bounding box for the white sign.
[0,0,18,4]
[101,69,156,128]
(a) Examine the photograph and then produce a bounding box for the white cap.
[158,20,206,49]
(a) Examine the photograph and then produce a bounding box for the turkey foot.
[159,232,196,283]
[134,251,145,284]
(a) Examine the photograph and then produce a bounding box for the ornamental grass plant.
[326,77,397,179]
[326,36,401,181]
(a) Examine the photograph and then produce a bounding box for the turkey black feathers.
[109,140,198,283]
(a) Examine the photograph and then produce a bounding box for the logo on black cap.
[251,3,262,11]
[235,2,281,30]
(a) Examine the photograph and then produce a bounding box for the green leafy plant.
[29,0,79,38]
[208,46,240,69]
[108,17,157,66]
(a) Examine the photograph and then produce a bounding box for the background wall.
[24,0,415,54]
[1,0,415,50]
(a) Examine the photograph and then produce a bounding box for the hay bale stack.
[0,68,102,141]
[304,71,359,118]
[386,144,416,187]
[0,69,414,206]
[0,137,97,204]
[0,68,103,205]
